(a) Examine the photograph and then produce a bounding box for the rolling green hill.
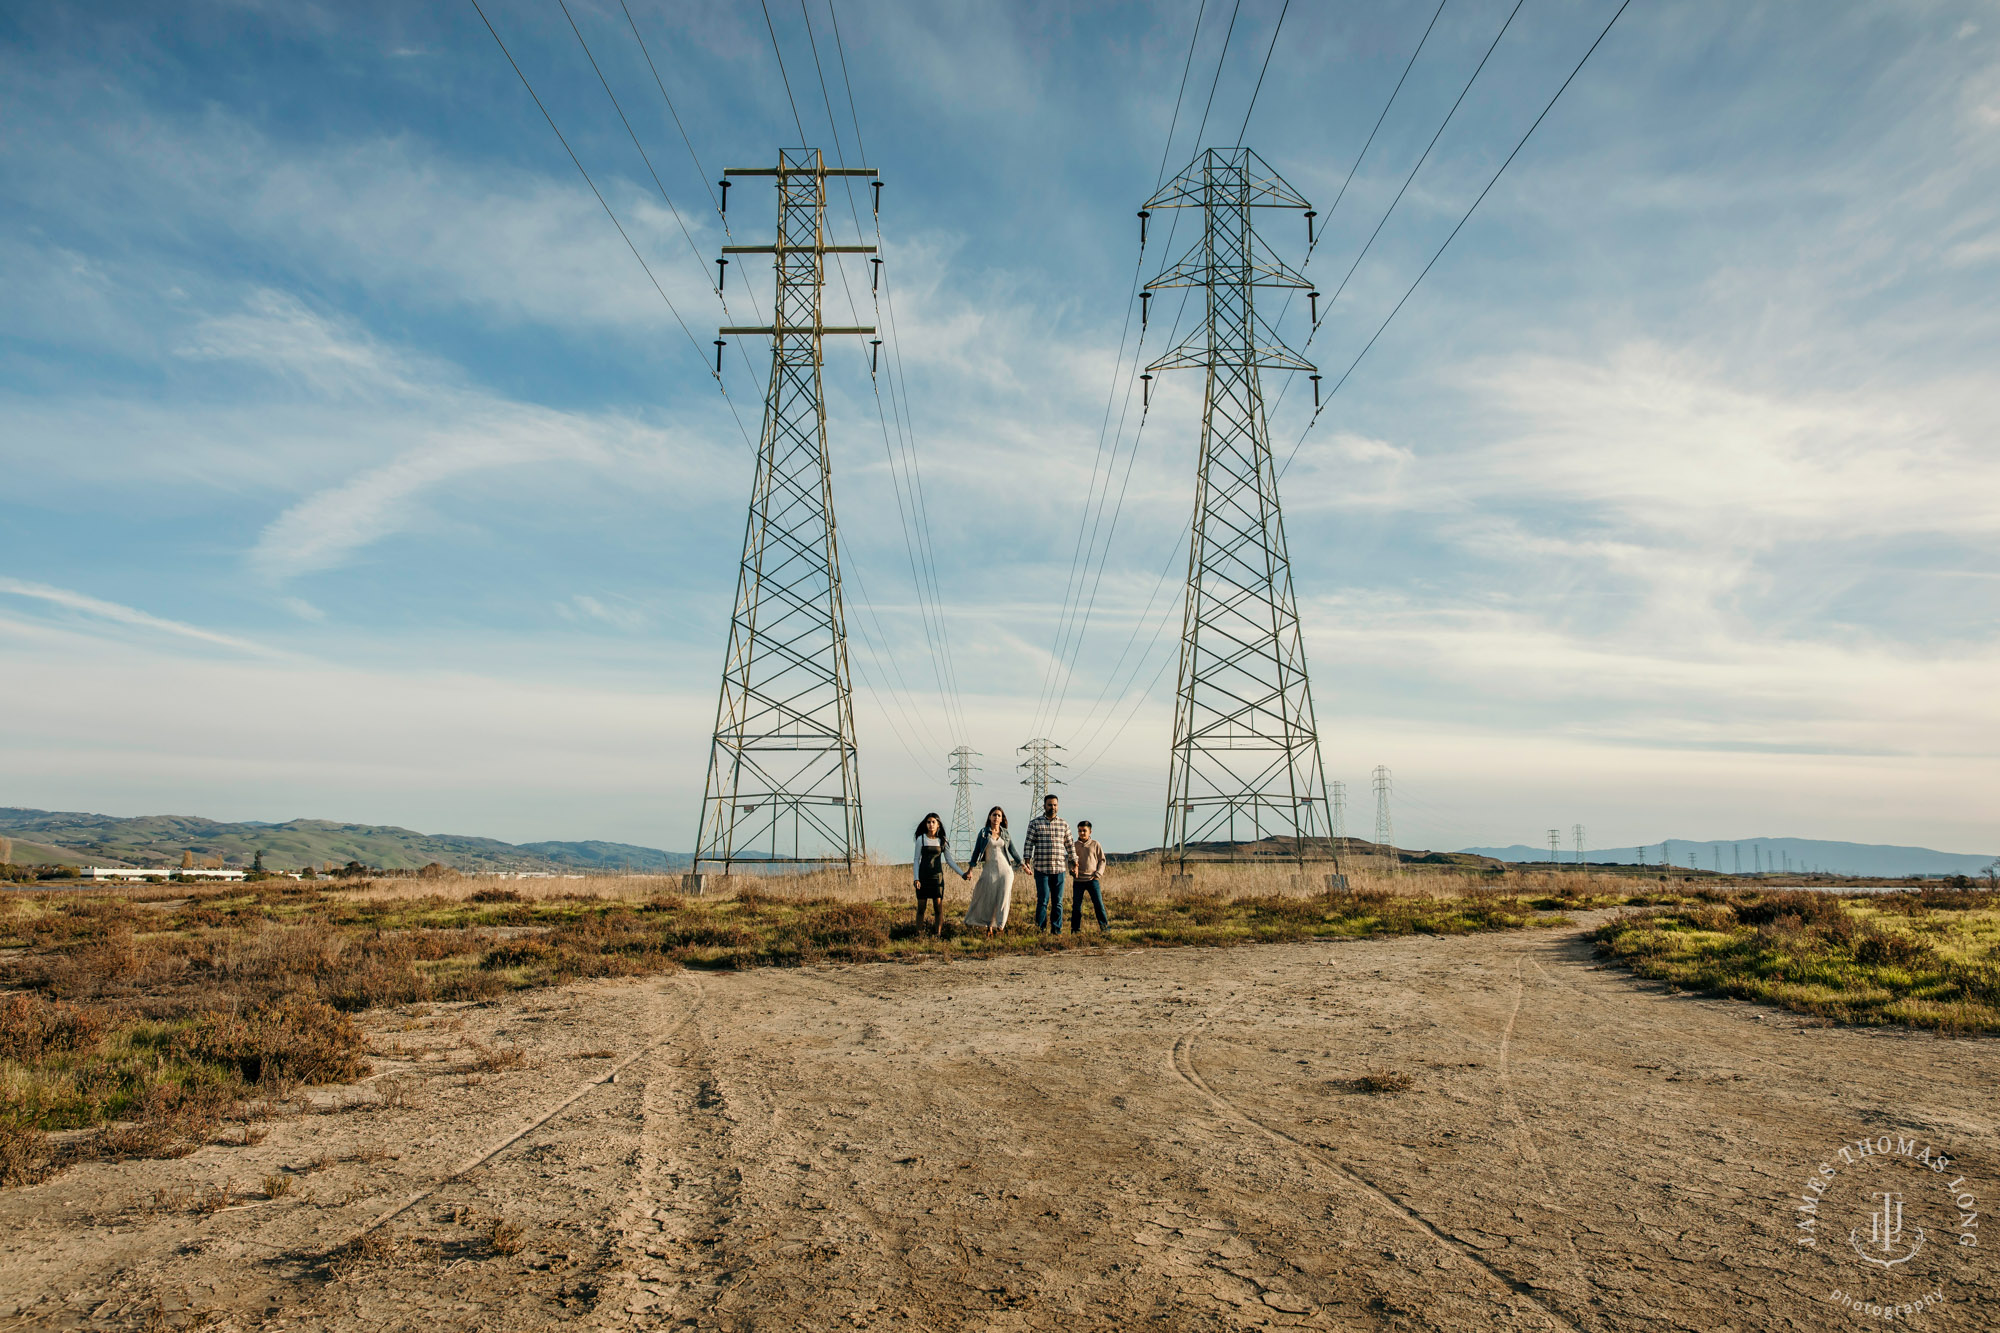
[0,807,687,873]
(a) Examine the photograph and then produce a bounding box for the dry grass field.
[1,870,1996,1330]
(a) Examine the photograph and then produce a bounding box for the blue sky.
[3,1,1996,856]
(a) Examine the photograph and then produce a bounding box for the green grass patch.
[1594,888,2000,1032]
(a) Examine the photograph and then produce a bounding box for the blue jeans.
[1034,871,1067,932]
[1070,878,1107,932]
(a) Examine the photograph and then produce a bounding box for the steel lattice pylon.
[1017,737,1063,811]
[1143,148,1334,866]
[695,148,879,871]
[947,746,980,854]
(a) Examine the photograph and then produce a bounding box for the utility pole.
[1144,148,1332,868]
[947,747,980,854]
[1733,844,1741,875]
[1372,765,1396,874]
[1018,738,1064,811]
[1572,823,1586,869]
[695,149,878,873]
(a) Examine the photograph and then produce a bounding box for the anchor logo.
[1849,1191,1924,1268]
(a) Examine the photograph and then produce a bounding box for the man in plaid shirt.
[1021,793,1077,933]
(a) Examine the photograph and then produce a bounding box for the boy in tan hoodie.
[1070,820,1109,932]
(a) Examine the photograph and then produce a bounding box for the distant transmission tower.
[1371,766,1396,873]
[1330,779,1347,844]
[1145,149,1332,867]
[1572,824,1586,868]
[1017,738,1064,810]
[947,747,980,853]
[1733,844,1741,875]
[695,148,878,872]
[1547,828,1561,864]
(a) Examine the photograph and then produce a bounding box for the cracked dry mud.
[2,917,1994,1331]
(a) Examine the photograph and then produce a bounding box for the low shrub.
[0,1114,52,1187]
[0,993,108,1063]
[171,997,370,1086]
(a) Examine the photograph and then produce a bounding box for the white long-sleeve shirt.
[912,834,966,884]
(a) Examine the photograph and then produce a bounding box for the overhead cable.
[1282,0,1637,476]
[465,0,755,449]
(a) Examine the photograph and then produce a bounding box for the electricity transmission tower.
[1547,829,1561,864]
[947,747,980,853]
[695,148,878,872]
[1572,824,1586,868]
[1330,779,1347,845]
[1145,148,1332,867]
[1018,738,1064,810]
[1371,765,1396,873]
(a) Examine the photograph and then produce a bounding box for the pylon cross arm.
[1141,149,1312,212]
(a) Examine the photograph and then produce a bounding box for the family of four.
[910,794,1108,938]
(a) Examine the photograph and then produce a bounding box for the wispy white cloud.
[556,593,649,632]
[177,289,428,398]
[0,577,274,656]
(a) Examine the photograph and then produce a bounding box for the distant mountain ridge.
[1459,836,1997,878]
[0,807,688,873]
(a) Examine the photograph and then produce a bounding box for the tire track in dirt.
[742,966,1032,1325]
[1496,957,1552,1178]
[588,984,741,1329]
[1170,1025,1582,1332]
[335,986,702,1257]
[731,963,1356,1327]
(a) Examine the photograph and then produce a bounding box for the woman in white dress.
[963,805,1023,936]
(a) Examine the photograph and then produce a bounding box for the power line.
[1193,0,1245,148]
[758,0,810,142]
[1325,0,1450,226]
[805,0,973,745]
[555,0,767,389]
[1065,614,1182,782]
[817,10,975,748]
[615,0,723,221]
[1235,0,1292,145]
[1255,0,1453,442]
[1281,0,1636,476]
[1067,520,1191,766]
[465,0,751,447]
[1028,0,1219,734]
[1033,0,1224,729]
[1310,0,1526,342]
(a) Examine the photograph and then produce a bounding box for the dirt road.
[2,918,1993,1331]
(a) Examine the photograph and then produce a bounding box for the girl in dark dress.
[911,813,964,937]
